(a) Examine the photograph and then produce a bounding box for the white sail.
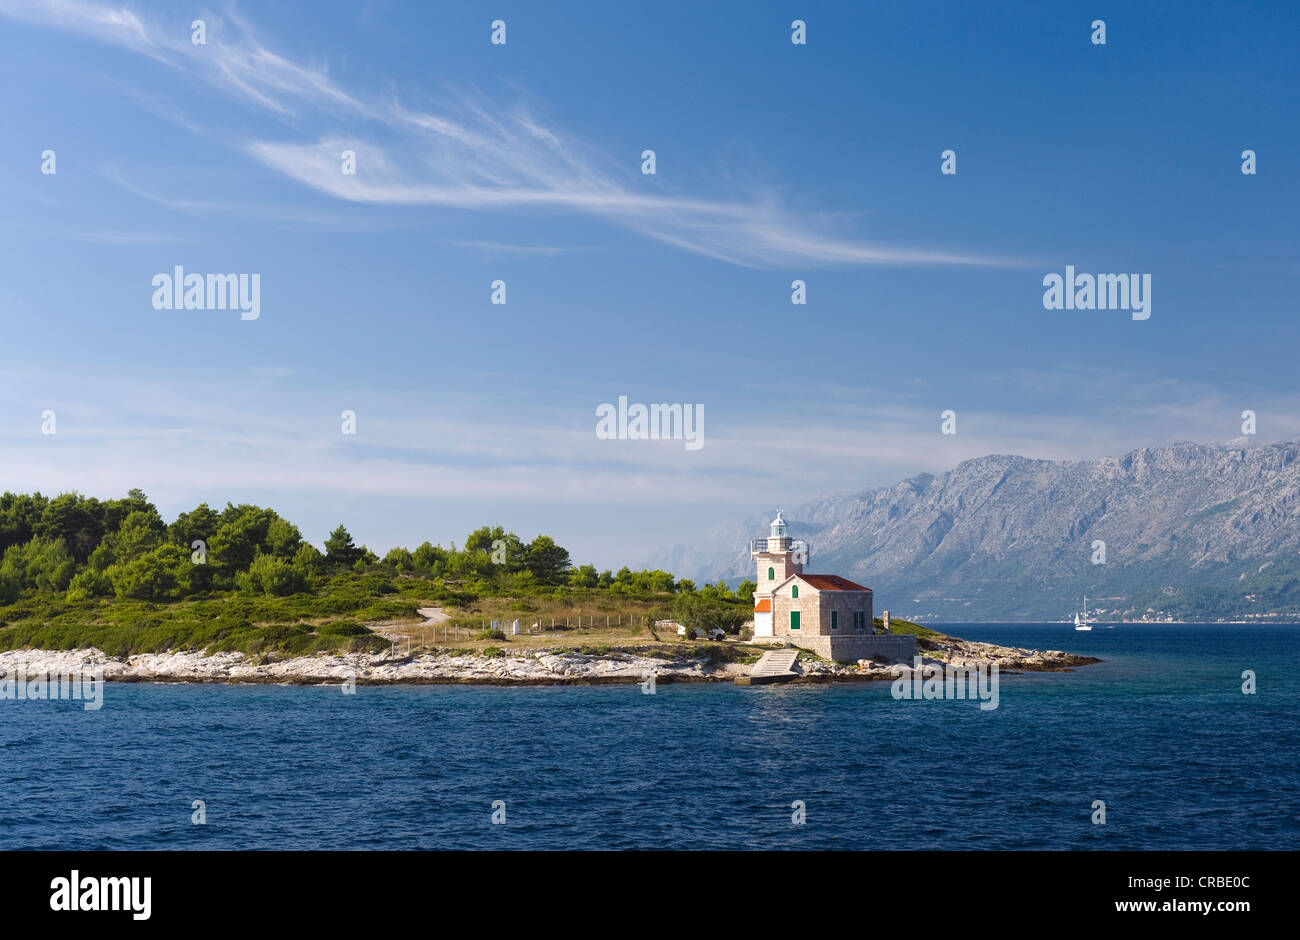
[1074,596,1092,630]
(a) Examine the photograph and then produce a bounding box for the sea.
[2,623,1296,850]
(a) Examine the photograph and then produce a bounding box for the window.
[791,585,799,599]
[854,611,866,630]
[790,611,800,630]
[767,567,775,580]
[831,610,838,630]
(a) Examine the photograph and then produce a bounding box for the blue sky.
[1,0,1297,569]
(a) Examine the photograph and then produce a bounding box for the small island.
[0,491,1098,686]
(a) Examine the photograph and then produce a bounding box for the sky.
[1,0,1297,569]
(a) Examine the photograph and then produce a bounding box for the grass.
[0,570,751,659]
[0,568,935,665]
[876,616,942,638]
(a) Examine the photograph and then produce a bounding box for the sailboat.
[1074,596,1093,631]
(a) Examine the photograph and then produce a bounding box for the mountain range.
[648,439,1300,622]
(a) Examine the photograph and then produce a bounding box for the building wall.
[755,547,803,597]
[815,589,874,635]
[770,580,872,639]
[786,634,916,664]
[771,584,817,637]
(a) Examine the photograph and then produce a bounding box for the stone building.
[750,512,915,663]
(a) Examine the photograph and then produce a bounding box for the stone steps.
[737,648,800,685]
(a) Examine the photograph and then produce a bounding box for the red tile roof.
[799,574,872,592]
[753,598,771,613]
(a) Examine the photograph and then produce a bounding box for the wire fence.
[384,613,657,655]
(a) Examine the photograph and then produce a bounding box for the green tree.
[324,524,362,567]
[292,542,325,573]
[411,541,446,575]
[0,491,49,554]
[383,547,414,570]
[209,505,276,573]
[0,560,20,605]
[523,535,571,585]
[100,489,158,536]
[168,502,221,550]
[238,553,311,596]
[107,510,166,563]
[65,568,112,602]
[35,492,105,563]
[22,539,77,593]
[265,517,303,559]
[466,525,526,570]
[107,544,193,601]
[673,594,748,636]
[648,570,676,593]
[0,540,77,594]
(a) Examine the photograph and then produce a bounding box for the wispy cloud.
[6,366,1295,515]
[448,240,594,257]
[1,0,1025,269]
[42,226,189,245]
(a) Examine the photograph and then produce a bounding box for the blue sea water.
[1,623,1296,850]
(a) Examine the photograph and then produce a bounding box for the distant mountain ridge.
[649,439,1300,621]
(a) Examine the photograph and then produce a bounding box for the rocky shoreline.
[0,637,1099,687]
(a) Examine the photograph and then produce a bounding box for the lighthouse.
[750,512,805,638]
[745,510,897,663]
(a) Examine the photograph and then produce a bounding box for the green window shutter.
[791,585,799,599]
[768,567,774,580]
[831,611,838,630]
[790,611,800,630]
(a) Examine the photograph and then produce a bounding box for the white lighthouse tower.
[750,511,805,637]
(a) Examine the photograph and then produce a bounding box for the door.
[790,611,800,631]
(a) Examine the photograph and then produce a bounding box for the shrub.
[239,554,311,597]
[346,635,388,654]
[293,542,325,573]
[107,544,193,601]
[65,569,112,602]
[317,619,371,637]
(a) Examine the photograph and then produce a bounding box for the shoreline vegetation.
[0,489,1099,686]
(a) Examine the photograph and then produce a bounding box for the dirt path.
[364,607,449,647]
[416,606,449,626]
